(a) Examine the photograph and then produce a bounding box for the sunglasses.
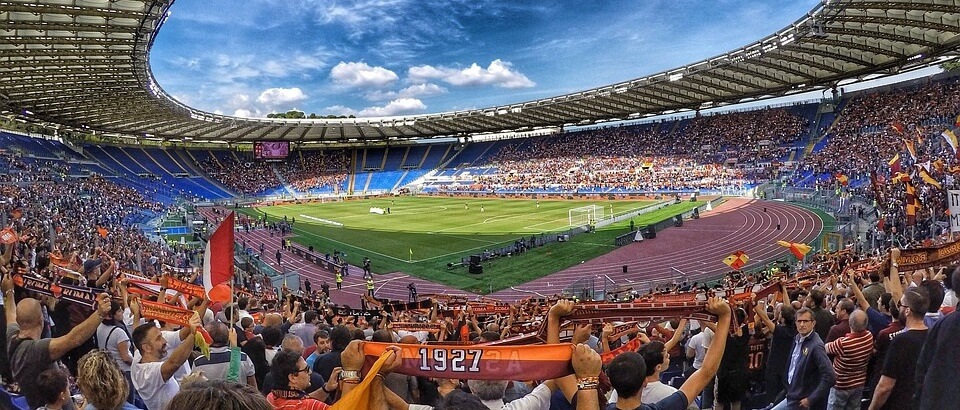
[296,366,311,374]
[795,319,814,324]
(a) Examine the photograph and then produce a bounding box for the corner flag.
[203,211,235,299]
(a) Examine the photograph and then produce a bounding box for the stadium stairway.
[171,149,239,197]
[271,163,297,196]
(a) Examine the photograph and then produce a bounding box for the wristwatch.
[339,370,361,380]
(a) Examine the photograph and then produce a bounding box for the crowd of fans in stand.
[445,108,808,193]
[796,79,960,187]
[195,150,348,196]
[276,150,348,193]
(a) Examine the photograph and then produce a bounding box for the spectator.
[4,291,110,409]
[35,368,70,410]
[76,350,140,410]
[824,310,872,410]
[869,287,930,410]
[192,322,257,389]
[768,307,835,410]
[129,313,200,410]
[166,380,272,410]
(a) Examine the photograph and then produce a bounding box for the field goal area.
[568,204,608,227]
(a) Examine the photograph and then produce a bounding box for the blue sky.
[149,0,821,119]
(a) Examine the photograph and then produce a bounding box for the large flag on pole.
[203,212,235,300]
[905,182,918,226]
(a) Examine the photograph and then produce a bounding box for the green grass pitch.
[242,196,704,294]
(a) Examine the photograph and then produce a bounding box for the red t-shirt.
[267,390,330,410]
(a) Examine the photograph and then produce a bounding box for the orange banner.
[140,300,194,327]
[164,275,206,299]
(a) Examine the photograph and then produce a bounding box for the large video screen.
[254,141,289,159]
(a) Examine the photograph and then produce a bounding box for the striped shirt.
[825,329,873,389]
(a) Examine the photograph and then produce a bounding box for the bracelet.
[576,376,599,390]
[321,383,337,394]
[339,370,361,380]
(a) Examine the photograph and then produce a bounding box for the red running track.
[488,198,822,301]
[200,198,821,305]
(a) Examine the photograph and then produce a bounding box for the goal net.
[568,205,605,227]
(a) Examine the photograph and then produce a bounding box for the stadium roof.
[2,0,960,143]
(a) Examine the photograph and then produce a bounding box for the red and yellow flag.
[0,228,18,244]
[906,182,918,226]
[891,121,905,135]
[723,251,749,270]
[904,139,917,161]
[918,168,942,189]
[888,153,901,174]
[777,241,812,259]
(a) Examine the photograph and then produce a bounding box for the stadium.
[1,0,959,409]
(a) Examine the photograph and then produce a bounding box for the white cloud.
[358,98,427,117]
[321,105,358,116]
[408,59,535,88]
[233,109,254,118]
[256,87,308,106]
[365,83,447,101]
[330,61,399,88]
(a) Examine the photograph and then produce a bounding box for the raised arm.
[49,293,111,360]
[160,313,199,382]
[2,271,15,325]
[754,301,776,335]
[679,297,731,407]
[664,318,688,353]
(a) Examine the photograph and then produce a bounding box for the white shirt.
[687,332,709,369]
[131,356,180,410]
[481,382,551,410]
[96,323,131,372]
[161,329,191,382]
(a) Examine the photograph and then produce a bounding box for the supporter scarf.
[57,283,103,308]
[484,332,544,346]
[362,341,574,381]
[600,337,644,365]
[164,275,205,299]
[140,300,193,327]
[562,301,717,325]
[380,299,432,313]
[390,322,442,332]
[896,237,960,271]
[162,264,194,275]
[469,304,511,315]
[12,273,55,296]
[12,274,106,308]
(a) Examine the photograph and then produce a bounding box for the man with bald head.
[825,309,873,410]
[3,279,111,410]
[191,321,257,388]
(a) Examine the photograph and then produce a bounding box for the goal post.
[568,205,605,227]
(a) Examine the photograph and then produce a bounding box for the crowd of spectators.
[276,150,348,193]
[196,154,280,196]
[797,79,960,186]
[196,150,349,196]
[444,108,809,193]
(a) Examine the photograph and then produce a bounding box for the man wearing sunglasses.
[768,307,835,410]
